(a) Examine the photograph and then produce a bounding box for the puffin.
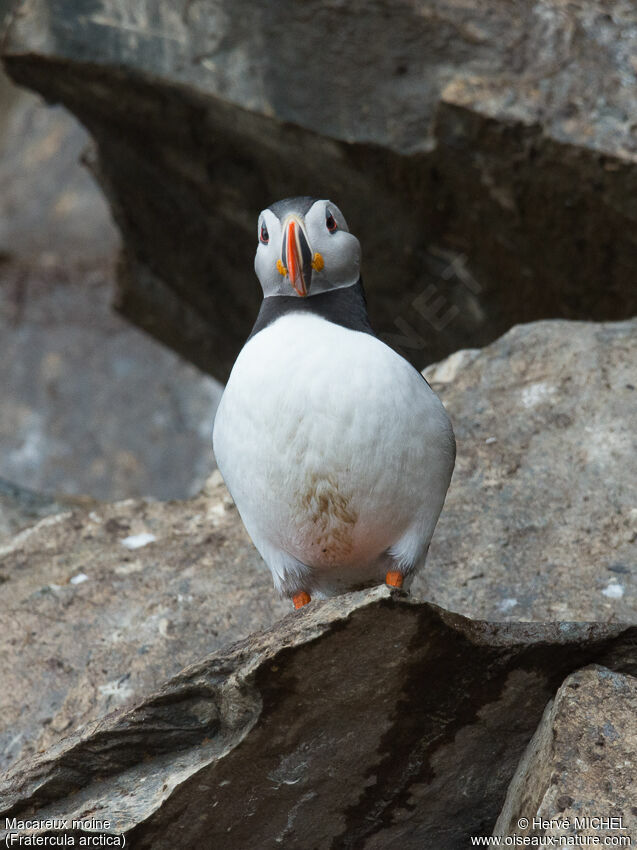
[212,197,455,609]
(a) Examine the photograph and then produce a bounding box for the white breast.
[213,313,454,591]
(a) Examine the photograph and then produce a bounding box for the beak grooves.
[282,219,313,296]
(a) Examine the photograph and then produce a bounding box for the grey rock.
[0,472,287,775]
[0,587,634,849]
[0,65,223,501]
[0,257,222,501]
[3,2,637,380]
[420,317,637,623]
[0,477,69,542]
[494,665,637,843]
[0,66,118,262]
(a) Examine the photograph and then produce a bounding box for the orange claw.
[385,571,404,589]
[293,591,311,609]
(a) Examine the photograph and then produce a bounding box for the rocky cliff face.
[1,3,636,845]
[3,1,637,379]
[0,318,634,845]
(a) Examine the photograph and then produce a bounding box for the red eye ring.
[326,211,337,233]
[260,221,269,244]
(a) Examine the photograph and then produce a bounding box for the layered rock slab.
[495,665,637,843]
[0,473,286,774]
[3,2,637,379]
[0,587,635,849]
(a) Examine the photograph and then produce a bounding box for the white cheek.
[255,246,274,288]
[254,246,264,279]
[322,234,360,282]
[256,244,290,296]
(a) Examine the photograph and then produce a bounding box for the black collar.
[248,279,375,340]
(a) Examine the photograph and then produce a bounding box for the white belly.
[213,313,454,585]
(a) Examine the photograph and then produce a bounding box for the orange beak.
[284,219,310,297]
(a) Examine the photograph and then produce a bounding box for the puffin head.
[254,197,361,298]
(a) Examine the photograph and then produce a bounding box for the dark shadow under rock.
[0,587,634,849]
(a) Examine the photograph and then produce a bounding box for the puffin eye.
[260,221,269,244]
[325,210,337,233]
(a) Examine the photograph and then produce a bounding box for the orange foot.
[293,591,312,609]
[385,571,404,589]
